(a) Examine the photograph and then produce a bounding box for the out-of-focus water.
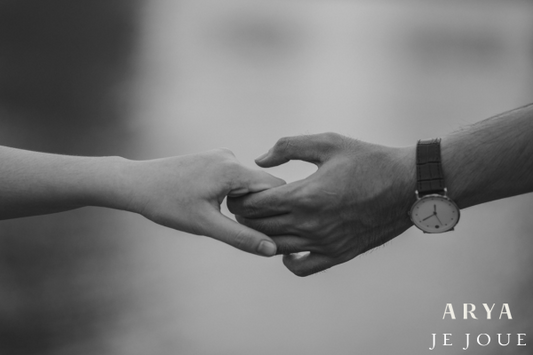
[1,1,532,354]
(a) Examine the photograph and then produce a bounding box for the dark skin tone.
[229,104,533,277]
[228,132,416,276]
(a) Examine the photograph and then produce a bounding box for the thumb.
[255,134,336,168]
[201,208,278,257]
[282,252,334,277]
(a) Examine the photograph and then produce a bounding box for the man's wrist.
[389,145,417,226]
[440,135,474,210]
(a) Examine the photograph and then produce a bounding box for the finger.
[236,214,294,236]
[227,183,293,218]
[255,133,344,168]
[201,208,277,257]
[270,236,318,255]
[282,252,335,277]
[228,168,286,197]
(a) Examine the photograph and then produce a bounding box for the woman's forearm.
[0,146,282,256]
[0,146,128,219]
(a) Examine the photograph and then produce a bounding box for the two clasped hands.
[2,104,532,276]
[134,103,532,277]
[166,133,414,277]
[0,132,413,277]
[223,133,414,277]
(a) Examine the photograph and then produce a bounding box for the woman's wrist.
[78,156,135,212]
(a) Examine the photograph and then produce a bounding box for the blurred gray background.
[0,0,532,354]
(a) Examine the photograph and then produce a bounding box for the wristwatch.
[409,138,460,233]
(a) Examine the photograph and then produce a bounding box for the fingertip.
[257,240,277,257]
[255,169,286,187]
[282,253,311,277]
[255,157,273,168]
[282,253,332,277]
[266,174,286,188]
[275,176,287,186]
[203,211,278,257]
[255,150,270,163]
[255,148,274,166]
[255,148,288,168]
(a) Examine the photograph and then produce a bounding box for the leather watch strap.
[416,138,445,196]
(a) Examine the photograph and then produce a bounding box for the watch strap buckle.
[415,187,448,200]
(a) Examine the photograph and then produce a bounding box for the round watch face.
[410,194,460,233]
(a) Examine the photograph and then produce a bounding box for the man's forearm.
[227,104,533,274]
[442,103,533,209]
[0,146,127,219]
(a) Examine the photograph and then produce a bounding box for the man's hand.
[120,149,285,257]
[227,133,416,276]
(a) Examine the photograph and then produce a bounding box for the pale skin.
[228,103,533,276]
[0,147,284,257]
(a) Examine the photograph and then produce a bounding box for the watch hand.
[435,214,443,225]
[422,214,435,221]
[434,204,436,213]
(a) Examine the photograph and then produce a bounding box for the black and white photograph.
[0,1,532,354]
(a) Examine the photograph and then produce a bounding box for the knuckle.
[225,160,244,176]
[274,136,294,154]
[220,162,245,187]
[231,228,252,251]
[298,218,319,234]
[276,136,292,147]
[292,182,321,209]
[215,147,235,157]
[210,148,238,166]
[321,132,342,142]
[245,217,281,236]
[258,220,279,236]
[317,132,345,152]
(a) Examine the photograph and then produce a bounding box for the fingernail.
[258,240,277,257]
[292,251,310,260]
